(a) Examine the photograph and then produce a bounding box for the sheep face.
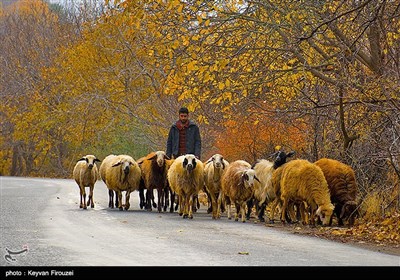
[340,201,358,226]
[316,203,334,225]
[77,155,100,170]
[183,154,197,173]
[242,169,259,189]
[154,151,168,167]
[112,159,134,174]
[209,154,225,169]
[273,150,295,169]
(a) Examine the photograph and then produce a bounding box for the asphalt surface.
[1,176,399,268]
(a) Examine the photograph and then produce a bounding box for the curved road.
[1,176,399,267]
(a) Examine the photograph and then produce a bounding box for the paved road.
[1,176,399,267]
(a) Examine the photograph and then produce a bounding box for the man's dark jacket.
[166,120,201,159]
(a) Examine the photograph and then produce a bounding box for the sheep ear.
[287,151,295,157]
[95,158,101,162]
[242,172,249,181]
[205,157,213,164]
[254,175,261,183]
[165,154,171,160]
[112,161,122,167]
[77,158,86,162]
[148,154,157,160]
[340,201,356,219]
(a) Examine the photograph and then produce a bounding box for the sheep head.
[340,200,358,226]
[77,155,101,169]
[147,151,169,167]
[183,154,198,174]
[241,169,259,188]
[316,203,334,226]
[112,158,134,175]
[273,150,295,169]
[206,153,226,169]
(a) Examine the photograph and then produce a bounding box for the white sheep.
[73,154,101,209]
[99,154,141,211]
[248,150,295,222]
[167,154,204,219]
[279,159,334,226]
[203,153,230,219]
[219,160,260,222]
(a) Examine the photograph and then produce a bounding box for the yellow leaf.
[218,82,225,90]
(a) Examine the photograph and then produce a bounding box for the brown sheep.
[73,155,101,209]
[219,160,260,223]
[314,158,358,227]
[167,154,204,219]
[279,159,334,226]
[137,151,170,213]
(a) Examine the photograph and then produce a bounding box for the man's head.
[179,107,189,124]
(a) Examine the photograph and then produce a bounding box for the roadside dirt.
[256,215,400,257]
[197,192,400,257]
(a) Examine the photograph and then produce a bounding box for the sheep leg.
[114,191,119,208]
[216,192,223,219]
[188,195,194,219]
[79,186,84,208]
[157,187,163,213]
[108,189,114,208]
[246,199,253,220]
[138,187,145,209]
[174,194,179,211]
[257,202,266,222]
[87,185,94,208]
[234,202,240,222]
[178,194,184,216]
[163,187,169,212]
[269,198,279,223]
[280,197,289,224]
[81,186,87,210]
[226,197,232,220]
[241,202,247,223]
[117,191,123,211]
[125,190,131,210]
[210,193,217,219]
[169,191,175,213]
[145,189,152,211]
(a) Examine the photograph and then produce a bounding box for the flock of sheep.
[72,150,358,227]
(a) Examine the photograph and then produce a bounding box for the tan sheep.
[219,160,260,223]
[314,158,358,226]
[99,154,141,211]
[99,154,119,208]
[167,154,204,219]
[203,153,229,219]
[269,160,305,224]
[73,154,101,209]
[279,159,334,226]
